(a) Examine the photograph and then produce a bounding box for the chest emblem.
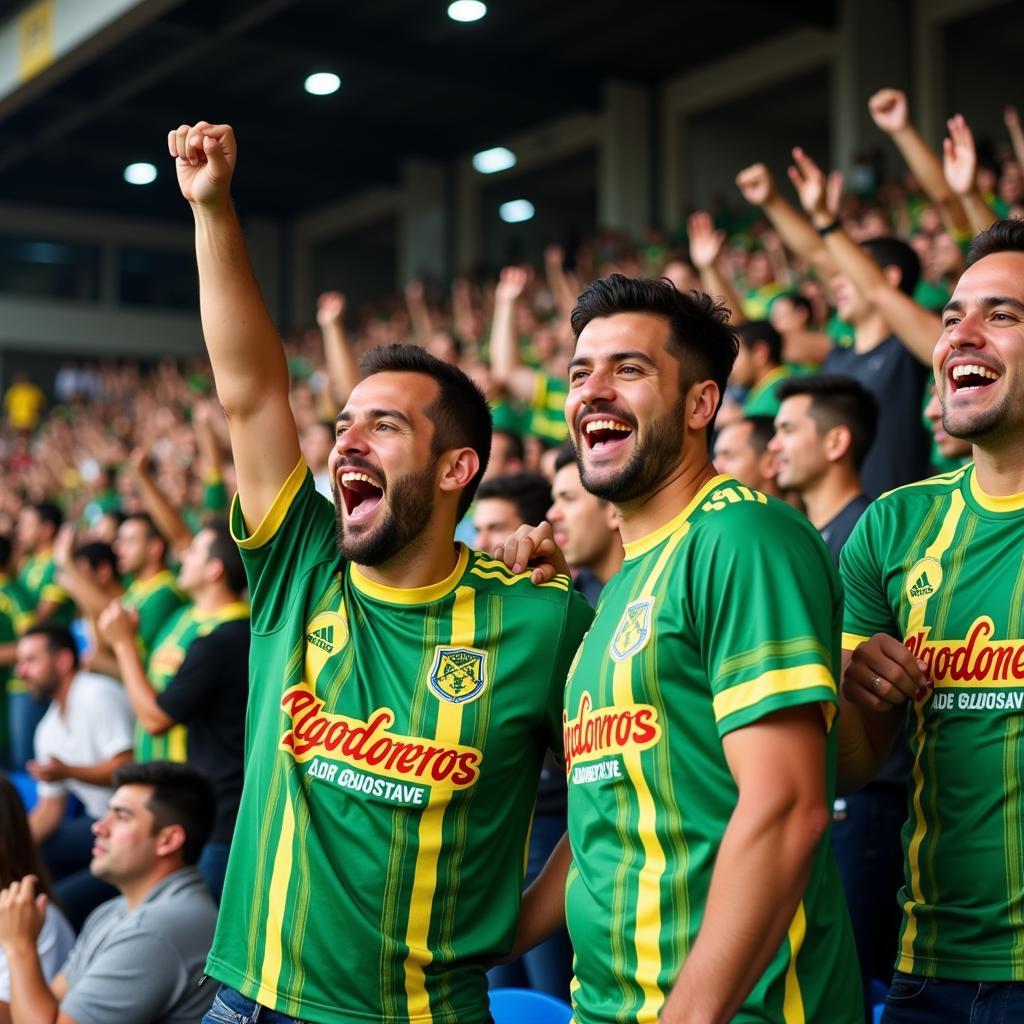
[906,557,943,605]
[610,597,656,662]
[429,646,487,705]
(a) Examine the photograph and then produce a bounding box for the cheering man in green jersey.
[840,220,1024,1021]
[518,274,861,1023]
[169,122,592,1024]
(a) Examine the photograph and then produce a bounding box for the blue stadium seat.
[6,770,38,811]
[489,988,573,1024]
[871,977,889,1023]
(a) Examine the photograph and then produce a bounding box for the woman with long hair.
[0,776,75,1023]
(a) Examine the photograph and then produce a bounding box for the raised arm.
[868,88,970,236]
[128,449,193,560]
[488,266,537,405]
[686,212,746,324]
[943,114,997,235]
[789,147,940,366]
[543,245,580,323]
[169,122,300,533]
[316,291,360,408]
[1005,107,1024,178]
[403,280,433,349]
[735,163,837,278]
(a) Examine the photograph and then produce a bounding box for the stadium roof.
[0,0,836,219]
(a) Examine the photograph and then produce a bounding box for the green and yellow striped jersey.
[841,464,1024,981]
[564,475,861,1024]
[530,370,570,446]
[206,460,592,1023]
[135,601,249,763]
[0,574,34,744]
[18,550,74,625]
[122,569,188,660]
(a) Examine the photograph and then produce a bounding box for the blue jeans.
[6,692,48,771]
[832,783,907,1022]
[198,842,230,904]
[881,971,1024,1023]
[488,812,573,1000]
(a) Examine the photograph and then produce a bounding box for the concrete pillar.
[599,81,652,236]
[831,0,913,175]
[399,159,447,287]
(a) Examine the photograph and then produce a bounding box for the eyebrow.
[335,408,414,427]
[942,296,1024,316]
[567,349,658,370]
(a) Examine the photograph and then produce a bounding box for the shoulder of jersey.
[466,550,572,599]
[694,482,810,535]
[876,465,970,506]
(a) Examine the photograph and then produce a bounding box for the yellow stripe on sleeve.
[841,632,871,652]
[782,901,807,1023]
[712,665,837,730]
[403,587,475,1018]
[256,788,296,1006]
[233,457,308,550]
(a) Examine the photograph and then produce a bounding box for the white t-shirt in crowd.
[34,671,135,820]
[0,901,75,1000]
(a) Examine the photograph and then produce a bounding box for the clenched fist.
[167,121,236,209]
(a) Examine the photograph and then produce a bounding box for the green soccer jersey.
[530,370,570,445]
[135,600,250,763]
[841,464,1024,981]
[122,569,188,660]
[0,573,34,748]
[18,550,75,625]
[564,475,861,1024]
[206,460,592,1023]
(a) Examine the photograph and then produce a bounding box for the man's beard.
[334,461,437,566]
[942,382,1019,445]
[577,398,686,504]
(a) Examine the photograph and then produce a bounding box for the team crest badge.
[610,597,656,662]
[429,646,487,705]
[905,557,943,606]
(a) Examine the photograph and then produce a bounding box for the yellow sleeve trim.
[841,632,871,651]
[232,457,309,550]
[713,663,837,731]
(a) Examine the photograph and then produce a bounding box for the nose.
[336,422,369,455]
[767,434,782,454]
[92,816,107,837]
[547,501,561,523]
[577,365,615,407]
[946,309,983,350]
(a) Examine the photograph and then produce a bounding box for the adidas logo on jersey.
[909,572,934,598]
[306,625,335,653]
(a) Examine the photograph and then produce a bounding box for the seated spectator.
[472,473,553,552]
[769,292,831,366]
[712,416,784,499]
[16,506,74,627]
[547,445,623,606]
[0,536,35,771]
[17,626,134,929]
[0,761,218,1024]
[731,320,803,418]
[0,774,75,1021]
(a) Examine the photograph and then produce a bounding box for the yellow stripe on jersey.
[969,470,1024,514]
[256,789,296,1006]
[233,458,308,550]
[712,665,837,731]
[718,637,831,679]
[841,632,871,651]
[403,586,475,1019]
[782,901,807,1023]
[166,724,187,763]
[898,490,966,973]
[622,475,728,561]
[469,567,568,590]
[351,547,469,605]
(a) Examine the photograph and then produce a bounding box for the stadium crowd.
[0,87,1021,1023]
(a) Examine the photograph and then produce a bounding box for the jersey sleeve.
[690,503,841,738]
[839,501,899,649]
[543,589,594,758]
[230,458,339,634]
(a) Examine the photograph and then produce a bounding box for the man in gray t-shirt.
[0,762,218,1024]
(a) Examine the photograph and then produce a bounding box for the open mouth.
[949,362,1001,394]
[582,416,634,452]
[339,470,385,520]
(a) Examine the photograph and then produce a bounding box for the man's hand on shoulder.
[491,521,569,585]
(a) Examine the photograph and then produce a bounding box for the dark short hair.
[735,320,783,365]
[73,541,118,576]
[570,274,739,438]
[475,472,553,529]
[122,511,165,545]
[775,374,878,470]
[742,415,777,456]
[862,237,920,296]
[30,502,63,534]
[112,761,216,865]
[21,623,79,670]
[966,218,1024,266]
[493,429,525,465]
[773,292,814,322]
[204,519,247,595]
[358,344,492,519]
[553,442,577,474]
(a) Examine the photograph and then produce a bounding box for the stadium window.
[0,235,101,301]
[119,247,199,310]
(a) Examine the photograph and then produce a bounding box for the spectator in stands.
[472,473,553,552]
[731,320,800,418]
[17,625,134,929]
[547,445,623,606]
[924,386,972,467]
[712,416,784,498]
[769,292,831,366]
[0,761,218,1024]
[483,429,526,481]
[0,774,75,1018]
[3,375,45,434]
[300,421,335,500]
[16,506,74,627]
[99,521,249,902]
[0,536,35,771]
[770,375,877,563]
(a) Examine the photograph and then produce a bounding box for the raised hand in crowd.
[943,113,997,234]
[686,211,745,324]
[489,265,537,405]
[316,290,359,406]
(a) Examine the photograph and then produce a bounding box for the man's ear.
[824,424,854,464]
[687,380,720,434]
[437,448,480,498]
[882,264,903,290]
[154,823,186,859]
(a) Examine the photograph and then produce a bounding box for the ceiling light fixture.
[448,1,487,23]
[499,199,535,223]
[472,146,516,174]
[124,162,157,185]
[305,72,341,96]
